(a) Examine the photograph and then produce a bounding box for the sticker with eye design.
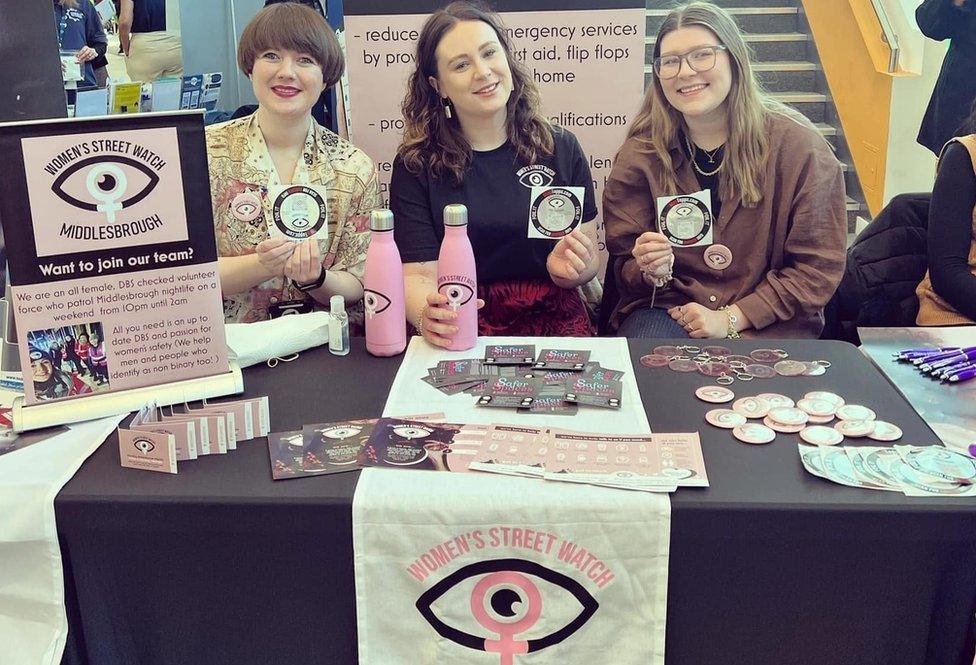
[51,155,161,224]
[231,190,262,222]
[268,184,328,240]
[363,289,392,319]
[656,189,714,247]
[438,281,475,311]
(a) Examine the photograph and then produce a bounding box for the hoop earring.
[442,97,453,119]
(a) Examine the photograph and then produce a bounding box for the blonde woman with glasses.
[604,2,847,339]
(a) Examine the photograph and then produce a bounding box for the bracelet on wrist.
[719,305,741,340]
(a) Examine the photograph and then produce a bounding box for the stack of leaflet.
[422,344,624,414]
[799,443,976,496]
[268,415,708,493]
[180,73,222,111]
[108,80,142,114]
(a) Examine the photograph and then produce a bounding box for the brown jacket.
[915,134,976,326]
[604,112,847,338]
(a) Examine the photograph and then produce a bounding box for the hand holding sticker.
[546,228,594,283]
[527,186,585,239]
[255,237,296,278]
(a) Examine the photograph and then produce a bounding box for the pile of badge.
[799,443,976,496]
[694,386,903,445]
[421,344,624,413]
[640,345,830,385]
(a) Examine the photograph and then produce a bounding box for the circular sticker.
[695,385,735,404]
[764,416,805,433]
[796,398,836,418]
[231,190,262,222]
[744,364,777,379]
[705,409,747,429]
[835,404,876,422]
[659,196,712,246]
[756,393,795,408]
[703,244,733,270]
[834,420,875,438]
[529,187,583,238]
[271,185,328,240]
[799,425,843,446]
[768,406,809,427]
[804,391,845,407]
[903,447,976,483]
[732,423,776,445]
[732,396,771,419]
[867,421,903,442]
[640,354,671,368]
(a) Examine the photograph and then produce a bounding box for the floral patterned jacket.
[206,114,380,328]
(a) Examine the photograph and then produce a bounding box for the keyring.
[814,360,832,368]
[734,372,754,381]
[717,374,735,385]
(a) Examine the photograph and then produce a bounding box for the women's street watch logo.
[416,558,598,664]
[657,190,714,247]
[528,187,584,239]
[270,185,328,240]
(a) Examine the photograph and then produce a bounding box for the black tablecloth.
[57,339,976,665]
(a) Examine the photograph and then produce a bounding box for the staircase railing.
[849,0,903,75]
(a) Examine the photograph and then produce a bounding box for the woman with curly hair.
[391,1,600,347]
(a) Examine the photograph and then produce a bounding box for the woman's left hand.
[547,228,595,283]
[284,238,324,286]
[75,46,98,63]
[669,303,728,339]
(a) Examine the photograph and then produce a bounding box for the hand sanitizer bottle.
[329,294,350,356]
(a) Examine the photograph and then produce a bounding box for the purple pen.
[937,360,975,379]
[913,349,962,366]
[948,368,976,383]
[920,348,976,371]
[897,346,962,359]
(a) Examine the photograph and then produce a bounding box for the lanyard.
[56,7,69,49]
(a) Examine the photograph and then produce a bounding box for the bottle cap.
[330,295,346,314]
[370,209,394,231]
[443,204,468,227]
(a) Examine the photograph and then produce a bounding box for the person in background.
[53,0,107,89]
[917,0,976,156]
[88,332,109,384]
[916,102,976,324]
[30,346,84,400]
[603,2,846,339]
[392,1,600,347]
[62,334,80,373]
[118,0,183,82]
[75,332,92,375]
[207,3,379,327]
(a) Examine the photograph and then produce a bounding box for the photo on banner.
[341,0,645,263]
[0,111,229,406]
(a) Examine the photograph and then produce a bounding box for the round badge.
[231,190,262,222]
[702,345,732,358]
[744,364,777,379]
[756,393,795,408]
[703,244,733,270]
[640,354,671,368]
[804,391,845,407]
[764,416,805,433]
[802,362,827,377]
[834,420,875,438]
[732,423,777,445]
[732,396,771,419]
[796,398,837,418]
[705,408,747,429]
[768,406,809,427]
[652,345,683,357]
[698,361,732,377]
[835,404,876,422]
[750,349,789,363]
[668,358,700,373]
[867,421,903,442]
[659,196,712,246]
[696,386,735,404]
[529,187,583,238]
[774,360,808,377]
[799,426,844,446]
[805,413,835,424]
[271,185,328,240]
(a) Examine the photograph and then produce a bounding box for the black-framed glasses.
[653,45,728,80]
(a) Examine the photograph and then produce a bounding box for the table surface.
[56,338,976,665]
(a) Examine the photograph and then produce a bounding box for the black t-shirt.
[131,0,167,33]
[391,127,597,283]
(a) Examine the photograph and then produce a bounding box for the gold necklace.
[685,134,724,177]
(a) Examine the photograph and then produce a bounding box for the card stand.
[11,362,244,433]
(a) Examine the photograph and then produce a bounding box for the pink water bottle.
[364,209,407,356]
[437,204,478,351]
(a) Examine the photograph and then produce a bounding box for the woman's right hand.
[419,292,459,349]
[632,231,674,276]
[255,237,296,278]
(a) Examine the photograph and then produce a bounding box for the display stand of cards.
[0,112,244,432]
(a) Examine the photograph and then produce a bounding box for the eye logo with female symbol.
[51,156,160,223]
[416,558,599,664]
[439,282,474,311]
[363,290,391,319]
[132,438,156,455]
